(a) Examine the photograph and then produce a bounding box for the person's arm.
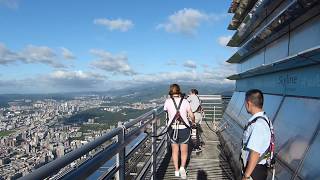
[164,100,168,124]
[187,107,195,125]
[243,120,268,179]
[242,150,260,179]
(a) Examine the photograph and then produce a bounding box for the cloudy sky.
[0,0,236,94]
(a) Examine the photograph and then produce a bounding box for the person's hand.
[242,175,251,180]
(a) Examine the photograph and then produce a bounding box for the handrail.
[20,106,165,180]
[19,95,229,180]
[20,126,123,180]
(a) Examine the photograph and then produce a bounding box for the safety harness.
[169,97,190,141]
[241,116,276,171]
[148,96,191,138]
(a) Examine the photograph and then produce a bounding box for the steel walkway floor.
[155,122,235,180]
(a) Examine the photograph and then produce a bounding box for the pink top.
[164,97,191,127]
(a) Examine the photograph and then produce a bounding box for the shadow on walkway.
[196,170,208,180]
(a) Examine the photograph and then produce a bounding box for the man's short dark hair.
[191,89,198,95]
[245,89,264,108]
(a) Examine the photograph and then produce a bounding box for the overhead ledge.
[227,46,320,80]
[227,0,319,63]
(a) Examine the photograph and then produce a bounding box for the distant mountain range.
[0,83,234,107]
[104,83,234,102]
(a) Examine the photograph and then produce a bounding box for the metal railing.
[19,95,231,180]
[20,106,168,180]
[199,95,230,122]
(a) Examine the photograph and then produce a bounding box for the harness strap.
[148,98,188,138]
[243,115,273,164]
[171,96,184,111]
[170,97,191,129]
[244,116,270,131]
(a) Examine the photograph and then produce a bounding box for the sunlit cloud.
[94,18,134,32]
[218,35,232,47]
[183,60,197,69]
[90,49,137,76]
[157,8,226,35]
[0,43,66,68]
[61,47,76,60]
[133,62,235,85]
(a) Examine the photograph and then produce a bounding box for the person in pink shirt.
[164,84,195,179]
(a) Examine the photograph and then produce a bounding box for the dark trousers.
[251,164,268,180]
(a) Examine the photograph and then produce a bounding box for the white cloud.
[203,62,236,82]
[157,8,226,35]
[166,60,177,66]
[50,70,104,79]
[0,43,19,65]
[0,43,66,68]
[183,60,197,69]
[0,70,109,93]
[0,62,236,93]
[61,47,75,60]
[20,45,65,68]
[157,8,208,34]
[218,35,232,47]
[133,62,235,85]
[48,70,107,88]
[94,18,134,32]
[90,49,136,76]
[0,0,19,9]
[133,71,199,84]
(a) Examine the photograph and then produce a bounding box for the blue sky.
[0,0,236,93]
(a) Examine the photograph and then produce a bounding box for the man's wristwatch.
[243,175,250,179]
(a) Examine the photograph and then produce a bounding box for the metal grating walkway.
[155,122,235,180]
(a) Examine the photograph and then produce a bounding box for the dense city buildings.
[0,94,165,179]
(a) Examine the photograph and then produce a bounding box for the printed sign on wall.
[236,64,320,98]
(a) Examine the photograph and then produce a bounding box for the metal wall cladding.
[267,161,293,180]
[224,92,240,118]
[223,92,283,130]
[289,15,320,56]
[238,94,283,126]
[299,132,320,179]
[273,97,320,174]
[230,92,246,127]
[236,64,242,74]
[236,64,320,98]
[219,115,243,178]
[241,49,265,73]
[264,34,289,65]
[220,92,320,180]
[237,15,320,74]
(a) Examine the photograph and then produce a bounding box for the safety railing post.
[116,123,126,180]
[151,109,157,180]
[214,105,216,123]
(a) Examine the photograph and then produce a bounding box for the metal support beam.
[116,124,126,180]
[151,109,157,179]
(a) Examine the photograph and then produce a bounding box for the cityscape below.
[0,84,232,179]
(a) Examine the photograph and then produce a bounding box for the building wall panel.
[265,34,289,65]
[289,15,320,56]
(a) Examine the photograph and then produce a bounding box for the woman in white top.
[164,84,195,179]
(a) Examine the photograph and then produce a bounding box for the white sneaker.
[175,171,180,177]
[179,167,187,179]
